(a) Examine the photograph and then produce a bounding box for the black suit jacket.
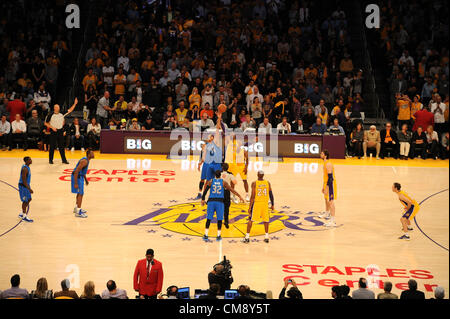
[380,128,399,144]
[400,290,425,300]
[69,123,86,136]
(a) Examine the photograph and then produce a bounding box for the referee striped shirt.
[45,112,65,130]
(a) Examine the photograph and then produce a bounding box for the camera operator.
[208,264,233,295]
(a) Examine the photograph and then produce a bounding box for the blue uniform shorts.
[201,163,209,180]
[71,175,85,195]
[18,184,32,202]
[206,201,224,221]
[206,162,222,181]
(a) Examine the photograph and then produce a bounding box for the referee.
[221,163,237,229]
[44,98,78,164]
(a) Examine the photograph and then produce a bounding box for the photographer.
[208,264,233,295]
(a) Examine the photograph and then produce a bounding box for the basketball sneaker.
[23,216,34,222]
[216,235,222,241]
[241,238,250,243]
[232,195,239,204]
[398,235,410,240]
[75,210,88,218]
[224,222,229,229]
[264,238,269,243]
[324,220,337,227]
[318,212,330,219]
[245,194,250,202]
[18,213,24,219]
[194,193,202,200]
[202,235,209,242]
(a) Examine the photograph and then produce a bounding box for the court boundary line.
[414,188,449,252]
[0,179,29,238]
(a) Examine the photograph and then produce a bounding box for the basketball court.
[0,150,448,299]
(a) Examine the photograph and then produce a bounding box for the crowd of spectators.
[74,0,368,144]
[0,1,76,151]
[371,0,449,159]
[1,0,448,160]
[0,0,72,114]
[0,273,445,300]
[0,97,103,151]
[350,121,449,160]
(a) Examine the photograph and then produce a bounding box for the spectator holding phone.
[279,278,303,299]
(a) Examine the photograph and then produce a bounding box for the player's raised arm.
[214,111,223,141]
[64,97,79,117]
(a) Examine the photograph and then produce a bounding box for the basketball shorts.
[200,163,209,180]
[251,202,270,223]
[402,203,420,220]
[206,162,222,181]
[71,175,85,195]
[206,200,224,221]
[324,182,337,201]
[229,163,247,180]
[18,184,32,202]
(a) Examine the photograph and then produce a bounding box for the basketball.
[218,104,227,114]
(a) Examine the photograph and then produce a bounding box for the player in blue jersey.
[18,156,33,222]
[196,112,225,199]
[71,149,95,218]
[201,170,244,241]
[204,140,223,179]
[195,139,212,200]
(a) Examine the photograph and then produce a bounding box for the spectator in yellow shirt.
[114,68,127,96]
[340,54,354,73]
[175,101,188,126]
[189,87,202,110]
[114,95,128,112]
[304,64,318,79]
[17,73,32,89]
[82,68,98,92]
[395,93,411,129]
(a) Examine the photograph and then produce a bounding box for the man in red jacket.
[6,95,26,123]
[412,107,434,132]
[133,249,164,299]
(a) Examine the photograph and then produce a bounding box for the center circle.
[154,202,287,238]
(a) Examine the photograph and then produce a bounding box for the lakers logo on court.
[122,202,342,238]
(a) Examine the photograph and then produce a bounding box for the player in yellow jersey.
[392,182,420,240]
[318,150,337,227]
[242,170,274,243]
[225,135,250,202]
